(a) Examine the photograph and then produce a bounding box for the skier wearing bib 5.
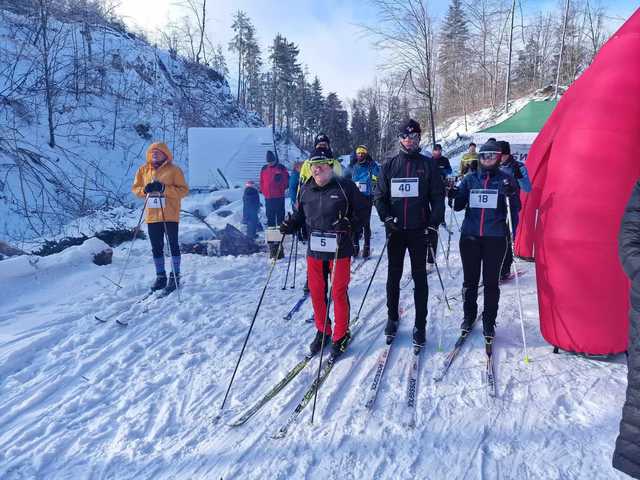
[280,146,368,358]
[374,119,445,350]
[447,139,518,344]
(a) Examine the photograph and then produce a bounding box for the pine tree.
[366,103,380,161]
[350,100,367,150]
[321,93,350,156]
[438,0,470,117]
[229,10,252,105]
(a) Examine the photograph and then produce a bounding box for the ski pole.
[115,194,149,291]
[437,229,451,276]
[428,244,450,311]
[159,194,181,303]
[291,234,299,289]
[219,234,287,414]
[354,237,388,323]
[282,234,295,290]
[505,195,530,364]
[311,233,341,425]
[446,206,454,262]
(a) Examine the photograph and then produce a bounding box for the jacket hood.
[146,142,173,165]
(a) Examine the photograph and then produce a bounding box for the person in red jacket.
[260,150,289,258]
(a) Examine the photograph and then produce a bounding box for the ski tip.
[116,320,128,326]
[94,316,107,323]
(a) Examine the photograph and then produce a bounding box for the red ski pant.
[307,256,351,341]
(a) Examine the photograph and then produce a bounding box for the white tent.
[187,127,275,190]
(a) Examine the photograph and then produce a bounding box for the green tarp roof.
[480,100,558,133]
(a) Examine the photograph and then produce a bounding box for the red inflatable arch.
[515,10,640,355]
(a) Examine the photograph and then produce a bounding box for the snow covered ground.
[0,199,629,479]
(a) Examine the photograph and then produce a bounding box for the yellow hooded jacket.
[132,142,189,224]
[299,158,343,184]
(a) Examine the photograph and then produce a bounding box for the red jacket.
[260,163,289,199]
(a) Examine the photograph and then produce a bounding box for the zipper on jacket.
[403,161,410,229]
[479,175,489,237]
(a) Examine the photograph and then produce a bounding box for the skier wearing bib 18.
[447,139,519,344]
[279,146,368,358]
[374,119,445,350]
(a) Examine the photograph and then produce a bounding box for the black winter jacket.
[291,176,369,260]
[374,149,445,231]
[614,180,640,479]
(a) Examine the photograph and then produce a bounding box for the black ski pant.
[265,197,285,227]
[427,230,438,264]
[459,235,507,331]
[353,199,373,249]
[148,221,180,259]
[386,230,429,331]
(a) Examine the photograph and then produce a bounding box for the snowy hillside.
[0,3,259,243]
[0,197,628,479]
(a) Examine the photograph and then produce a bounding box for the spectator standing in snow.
[497,140,531,280]
[374,119,445,350]
[447,139,518,345]
[243,180,261,240]
[613,181,640,480]
[259,150,289,259]
[279,147,368,358]
[460,142,479,176]
[132,142,189,295]
[432,144,453,180]
[344,145,380,258]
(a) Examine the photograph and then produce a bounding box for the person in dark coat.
[243,180,261,239]
[374,119,445,350]
[614,180,640,479]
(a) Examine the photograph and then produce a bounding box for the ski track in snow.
[0,209,629,480]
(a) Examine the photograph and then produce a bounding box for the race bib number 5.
[469,189,498,209]
[147,196,166,209]
[391,178,419,198]
[310,232,338,253]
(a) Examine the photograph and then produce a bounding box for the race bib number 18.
[391,178,419,198]
[469,189,498,209]
[310,232,338,253]
[147,197,166,209]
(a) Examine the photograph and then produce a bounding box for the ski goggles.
[308,157,333,166]
[399,132,421,141]
[478,151,501,160]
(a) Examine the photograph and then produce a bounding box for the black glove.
[384,217,400,236]
[279,217,297,235]
[332,216,352,233]
[513,162,523,179]
[144,181,164,193]
[426,226,438,248]
[502,178,517,196]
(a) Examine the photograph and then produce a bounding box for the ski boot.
[361,244,370,258]
[384,317,399,345]
[483,322,495,354]
[331,330,351,359]
[163,272,180,295]
[460,317,475,336]
[309,330,331,356]
[150,273,167,292]
[412,326,426,354]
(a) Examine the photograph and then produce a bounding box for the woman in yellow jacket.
[132,142,189,294]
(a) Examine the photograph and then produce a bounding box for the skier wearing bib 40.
[280,147,369,358]
[447,139,519,343]
[345,145,381,258]
[374,119,445,349]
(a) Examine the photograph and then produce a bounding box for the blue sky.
[117,0,638,102]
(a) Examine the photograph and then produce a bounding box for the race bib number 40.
[469,189,498,209]
[147,196,166,209]
[391,178,419,198]
[310,232,338,253]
